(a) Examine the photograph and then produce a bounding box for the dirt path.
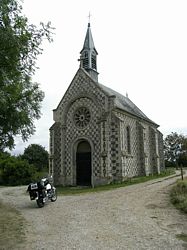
[0,174,187,250]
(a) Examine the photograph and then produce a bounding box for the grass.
[176,233,187,242]
[57,168,176,195]
[0,201,26,249]
[170,177,187,213]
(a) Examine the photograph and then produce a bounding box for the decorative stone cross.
[88,12,91,23]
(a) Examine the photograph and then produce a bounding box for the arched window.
[126,126,131,154]
[83,51,89,69]
[91,52,97,70]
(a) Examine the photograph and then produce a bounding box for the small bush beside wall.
[170,178,187,213]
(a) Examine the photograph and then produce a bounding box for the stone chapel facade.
[49,23,165,186]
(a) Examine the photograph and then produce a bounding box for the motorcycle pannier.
[28,183,38,200]
[28,183,38,191]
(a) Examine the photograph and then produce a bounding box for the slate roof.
[80,23,98,54]
[98,83,158,126]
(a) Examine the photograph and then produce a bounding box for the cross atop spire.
[88,12,91,24]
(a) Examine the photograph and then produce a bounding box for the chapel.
[49,23,165,186]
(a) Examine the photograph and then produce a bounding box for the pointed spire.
[81,23,97,53]
[79,22,99,82]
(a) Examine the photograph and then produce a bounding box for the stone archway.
[76,140,91,186]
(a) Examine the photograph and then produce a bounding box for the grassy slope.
[170,177,187,213]
[0,202,26,249]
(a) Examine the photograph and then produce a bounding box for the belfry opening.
[76,140,92,186]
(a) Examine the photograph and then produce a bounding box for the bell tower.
[80,22,99,82]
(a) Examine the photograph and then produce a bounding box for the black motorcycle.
[27,177,57,208]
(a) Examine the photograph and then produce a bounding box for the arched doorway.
[76,140,91,186]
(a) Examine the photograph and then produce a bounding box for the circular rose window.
[74,107,91,128]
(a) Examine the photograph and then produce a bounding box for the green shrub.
[0,156,37,186]
[165,160,176,168]
[170,178,187,213]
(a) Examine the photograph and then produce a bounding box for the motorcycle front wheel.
[51,189,57,202]
[36,198,44,208]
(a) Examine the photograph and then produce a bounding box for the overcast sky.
[12,0,187,154]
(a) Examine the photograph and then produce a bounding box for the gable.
[53,67,158,127]
[53,68,108,123]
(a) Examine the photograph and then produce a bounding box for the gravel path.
[0,173,187,250]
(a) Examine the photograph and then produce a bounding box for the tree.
[0,154,37,185]
[178,137,187,167]
[164,132,186,167]
[0,0,53,150]
[22,144,49,171]
[0,151,11,162]
[178,152,187,167]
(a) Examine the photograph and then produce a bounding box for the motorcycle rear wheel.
[51,190,57,202]
[37,198,44,208]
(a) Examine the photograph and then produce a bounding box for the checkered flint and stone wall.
[50,68,165,186]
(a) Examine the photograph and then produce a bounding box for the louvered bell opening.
[82,51,89,69]
[83,57,89,69]
[91,54,97,70]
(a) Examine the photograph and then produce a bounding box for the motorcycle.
[27,177,57,208]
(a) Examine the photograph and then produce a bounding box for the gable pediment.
[53,68,108,122]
